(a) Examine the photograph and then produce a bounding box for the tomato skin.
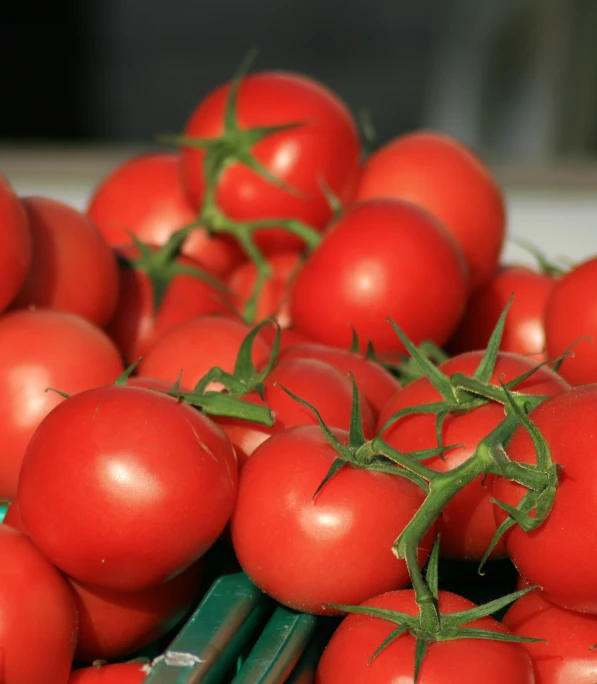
[289,200,468,354]
[105,245,232,362]
[378,352,569,561]
[448,265,556,362]
[10,197,119,326]
[216,358,376,468]
[227,250,301,326]
[0,526,78,684]
[316,590,535,683]
[278,343,401,418]
[545,256,597,385]
[493,385,597,613]
[18,386,237,591]
[354,131,506,290]
[0,173,31,314]
[0,310,124,499]
[2,499,25,532]
[87,152,244,278]
[138,314,271,388]
[502,587,597,683]
[68,663,148,684]
[70,559,203,662]
[258,325,312,350]
[180,72,361,252]
[231,425,434,614]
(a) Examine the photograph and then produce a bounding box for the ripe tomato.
[0,172,31,313]
[289,200,468,354]
[353,131,506,289]
[2,499,25,532]
[216,357,375,468]
[231,425,434,614]
[258,325,312,350]
[70,559,203,661]
[448,265,556,361]
[180,72,361,252]
[502,587,597,683]
[0,526,78,683]
[10,196,119,326]
[105,245,232,362]
[544,255,597,385]
[86,152,244,278]
[227,250,301,325]
[316,590,535,683]
[68,663,149,684]
[278,342,401,418]
[493,385,597,612]
[18,386,237,591]
[0,310,124,499]
[138,314,271,388]
[378,352,569,561]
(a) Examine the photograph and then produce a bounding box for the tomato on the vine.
[18,385,237,591]
[180,71,362,252]
[289,199,468,354]
[353,131,506,289]
[68,663,149,684]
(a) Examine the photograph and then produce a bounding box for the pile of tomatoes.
[2,55,597,684]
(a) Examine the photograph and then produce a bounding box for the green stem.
[370,438,440,482]
[404,543,440,632]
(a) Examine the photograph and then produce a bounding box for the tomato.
[502,587,597,683]
[544,255,597,385]
[0,172,31,313]
[69,663,149,684]
[258,325,312,350]
[278,342,401,418]
[493,385,597,612]
[105,245,232,362]
[70,559,203,661]
[180,72,361,252]
[231,425,434,614]
[289,200,468,354]
[353,131,506,290]
[216,357,375,468]
[378,351,569,560]
[316,590,534,683]
[448,265,556,362]
[10,197,119,326]
[86,152,244,278]
[227,250,301,325]
[0,310,124,499]
[2,500,25,532]
[18,385,237,591]
[138,314,271,388]
[0,526,78,684]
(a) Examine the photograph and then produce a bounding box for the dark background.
[3,0,597,160]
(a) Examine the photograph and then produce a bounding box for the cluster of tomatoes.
[2,56,597,684]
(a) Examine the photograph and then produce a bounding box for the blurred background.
[3,0,597,161]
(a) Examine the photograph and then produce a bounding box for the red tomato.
[69,663,149,684]
[493,385,597,612]
[0,310,124,499]
[138,315,271,388]
[378,352,569,560]
[448,265,556,361]
[18,386,237,591]
[86,152,244,278]
[231,425,434,614]
[10,197,119,326]
[105,245,232,362]
[227,250,301,325]
[216,357,376,468]
[258,325,312,350]
[316,590,534,683]
[70,559,203,661]
[289,200,468,354]
[545,255,597,385]
[0,173,31,313]
[354,131,506,290]
[125,376,189,392]
[2,500,25,533]
[180,72,361,252]
[503,587,597,683]
[0,526,78,683]
[278,342,401,418]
